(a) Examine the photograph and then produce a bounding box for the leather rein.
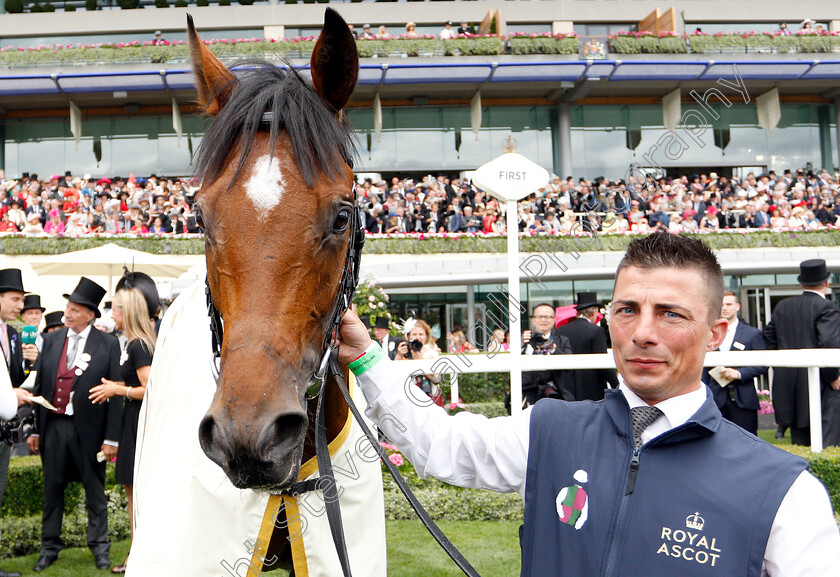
[202,129,481,577]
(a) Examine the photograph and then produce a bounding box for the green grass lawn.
[0,541,131,576]
[757,427,791,446]
[0,521,521,576]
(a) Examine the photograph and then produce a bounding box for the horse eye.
[195,208,204,229]
[333,209,351,233]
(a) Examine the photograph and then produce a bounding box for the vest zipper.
[602,447,640,577]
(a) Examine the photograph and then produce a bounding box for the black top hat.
[63,277,107,318]
[43,311,65,330]
[22,172,30,179]
[373,317,390,329]
[574,292,601,310]
[0,269,25,293]
[798,259,830,285]
[64,170,72,177]
[360,315,371,329]
[22,294,45,312]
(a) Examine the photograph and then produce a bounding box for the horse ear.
[310,8,358,114]
[187,14,237,116]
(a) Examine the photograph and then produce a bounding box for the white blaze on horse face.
[245,155,286,219]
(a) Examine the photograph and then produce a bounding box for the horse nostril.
[255,412,307,461]
[198,414,227,464]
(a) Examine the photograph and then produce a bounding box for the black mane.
[194,59,355,188]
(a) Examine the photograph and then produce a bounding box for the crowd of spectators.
[357,167,840,235]
[0,171,201,236]
[349,19,476,41]
[2,166,840,237]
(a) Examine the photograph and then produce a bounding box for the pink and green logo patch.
[555,469,589,530]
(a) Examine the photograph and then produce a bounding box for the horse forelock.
[194,59,356,190]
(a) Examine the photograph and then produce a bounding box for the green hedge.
[455,373,510,404]
[1,456,120,518]
[783,446,840,514]
[509,36,578,55]
[610,33,840,55]
[0,37,506,68]
[382,467,522,522]
[2,230,838,256]
[0,457,129,559]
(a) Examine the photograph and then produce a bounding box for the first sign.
[471,152,551,202]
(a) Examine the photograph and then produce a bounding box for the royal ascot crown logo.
[656,511,722,567]
[685,512,704,531]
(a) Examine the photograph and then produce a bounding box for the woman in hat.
[43,209,65,235]
[89,271,158,574]
[22,211,44,235]
[404,21,419,38]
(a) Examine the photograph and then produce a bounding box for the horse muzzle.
[198,406,308,490]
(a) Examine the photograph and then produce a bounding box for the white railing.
[399,349,840,453]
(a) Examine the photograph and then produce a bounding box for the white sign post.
[472,149,550,415]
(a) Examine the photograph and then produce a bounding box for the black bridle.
[202,126,481,577]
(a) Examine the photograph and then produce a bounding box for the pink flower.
[388,453,404,466]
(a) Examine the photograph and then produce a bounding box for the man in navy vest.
[337,234,839,576]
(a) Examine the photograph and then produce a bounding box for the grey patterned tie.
[66,334,80,370]
[631,406,663,448]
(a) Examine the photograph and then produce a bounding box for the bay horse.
[132,10,381,575]
[189,10,358,492]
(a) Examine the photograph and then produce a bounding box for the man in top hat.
[42,312,65,335]
[21,294,46,352]
[27,277,122,572]
[764,259,840,446]
[0,269,37,517]
[372,317,403,360]
[0,269,39,388]
[440,20,456,39]
[553,292,618,401]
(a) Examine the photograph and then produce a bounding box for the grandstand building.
[0,0,837,346]
[0,0,839,180]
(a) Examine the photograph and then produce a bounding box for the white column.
[558,101,573,178]
[808,367,823,453]
[466,285,476,346]
[507,199,523,415]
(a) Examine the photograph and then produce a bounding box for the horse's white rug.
[128,280,386,577]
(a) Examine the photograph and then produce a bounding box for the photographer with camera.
[509,304,572,413]
[395,319,444,407]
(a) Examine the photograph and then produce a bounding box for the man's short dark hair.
[532,303,554,316]
[615,233,723,324]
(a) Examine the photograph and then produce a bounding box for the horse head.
[188,10,358,491]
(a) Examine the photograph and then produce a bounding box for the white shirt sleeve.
[357,357,531,497]
[0,354,18,420]
[762,470,840,576]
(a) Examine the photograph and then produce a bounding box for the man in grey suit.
[763,259,840,446]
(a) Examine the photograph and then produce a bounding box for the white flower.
[378,302,385,308]
[368,295,375,302]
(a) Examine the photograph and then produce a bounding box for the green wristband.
[348,342,385,376]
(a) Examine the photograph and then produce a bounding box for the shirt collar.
[68,324,92,340]
[726,318,739,334]
[618,375,708,430]
[803,289,826,299]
